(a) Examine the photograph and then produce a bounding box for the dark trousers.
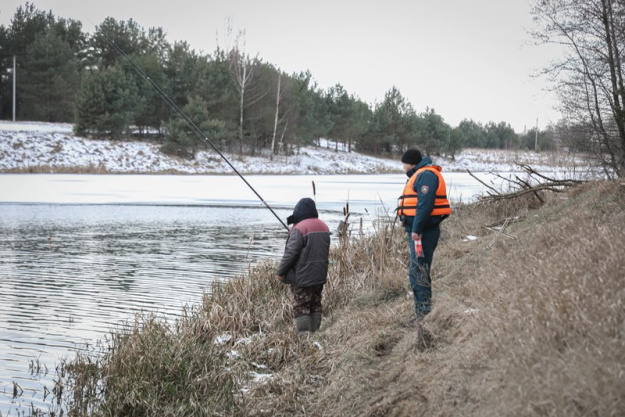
[290,284,324,318]
[406,225,440,318]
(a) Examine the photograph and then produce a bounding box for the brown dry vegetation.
[62,180,625,416]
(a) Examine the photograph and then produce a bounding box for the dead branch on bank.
[469,164,586,204]
[483,216,523,248]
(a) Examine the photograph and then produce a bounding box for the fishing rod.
[103,38,290,232]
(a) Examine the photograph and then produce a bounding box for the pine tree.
[74,65,140,138]
[21,26,82,122]
[121,52,169,136]
[162,96,224,159]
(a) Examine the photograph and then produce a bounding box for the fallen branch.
[484,216,523,245]
[469,165,586,204]
[486,217,513,247]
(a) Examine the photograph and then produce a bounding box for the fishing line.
[101,36,290,231]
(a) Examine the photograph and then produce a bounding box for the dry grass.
[64,313,237,416]
[59,180,625,417]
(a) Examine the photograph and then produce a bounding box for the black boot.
[310,311,322,332]
[294,315,310,334]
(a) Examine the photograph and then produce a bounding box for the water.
[0,173,487,415]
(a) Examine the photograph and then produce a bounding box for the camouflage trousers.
[290,284,324,318]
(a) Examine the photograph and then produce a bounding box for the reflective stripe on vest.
[396,165,452,217]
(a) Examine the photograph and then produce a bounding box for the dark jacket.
[403,156,445,235]
[277,198,331,287]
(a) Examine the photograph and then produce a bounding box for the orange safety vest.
[397,165,451,217]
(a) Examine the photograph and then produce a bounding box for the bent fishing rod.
[104,38,290,232]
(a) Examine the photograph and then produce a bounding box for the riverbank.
[60,179,625,416]
[0,121,587,175]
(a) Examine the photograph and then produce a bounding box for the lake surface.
[0,173,488,415]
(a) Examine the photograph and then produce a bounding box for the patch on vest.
[420,185,430,195]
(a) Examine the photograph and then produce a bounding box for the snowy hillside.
[0,121,582,174]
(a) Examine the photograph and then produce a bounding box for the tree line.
[0,2,596,165]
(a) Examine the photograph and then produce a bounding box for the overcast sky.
[1,0,563,132]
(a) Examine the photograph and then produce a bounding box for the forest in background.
[0,3,551,161]
[1,1,624,179]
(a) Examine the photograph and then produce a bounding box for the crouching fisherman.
[276,198,331,334]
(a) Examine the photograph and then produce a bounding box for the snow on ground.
[0,120,74,133]
[0,121,585,174]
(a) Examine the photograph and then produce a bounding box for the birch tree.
[270,72,281,160]
[227,30,260,155]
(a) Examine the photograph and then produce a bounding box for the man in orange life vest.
[397,149,451,320]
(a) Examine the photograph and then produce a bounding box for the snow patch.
[0,121,586,174]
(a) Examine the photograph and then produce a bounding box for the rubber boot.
[294,315,310,334]
[310,311,322,333]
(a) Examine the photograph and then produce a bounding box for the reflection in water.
[0,204,294,415]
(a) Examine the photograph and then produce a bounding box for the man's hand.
[276,275,285,282]
[411,232,421,241]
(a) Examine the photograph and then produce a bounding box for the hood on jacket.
[287,197,318,225]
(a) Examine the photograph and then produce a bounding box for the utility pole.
[534,117,538,152]
[12,54,16,121]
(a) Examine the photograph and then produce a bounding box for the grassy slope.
[308,180,625,417]
[65,180,625,416]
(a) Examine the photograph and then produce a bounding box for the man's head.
[401,149,422,171]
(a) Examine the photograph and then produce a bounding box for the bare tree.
[269,71,294,159]
[225,28,265,156]
[270,72,281,160]
[532,0,625,177]
[228,35,254,155]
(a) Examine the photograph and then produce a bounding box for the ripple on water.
[0,204,288,414]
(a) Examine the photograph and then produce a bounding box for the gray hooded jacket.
[277,198,331,287]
